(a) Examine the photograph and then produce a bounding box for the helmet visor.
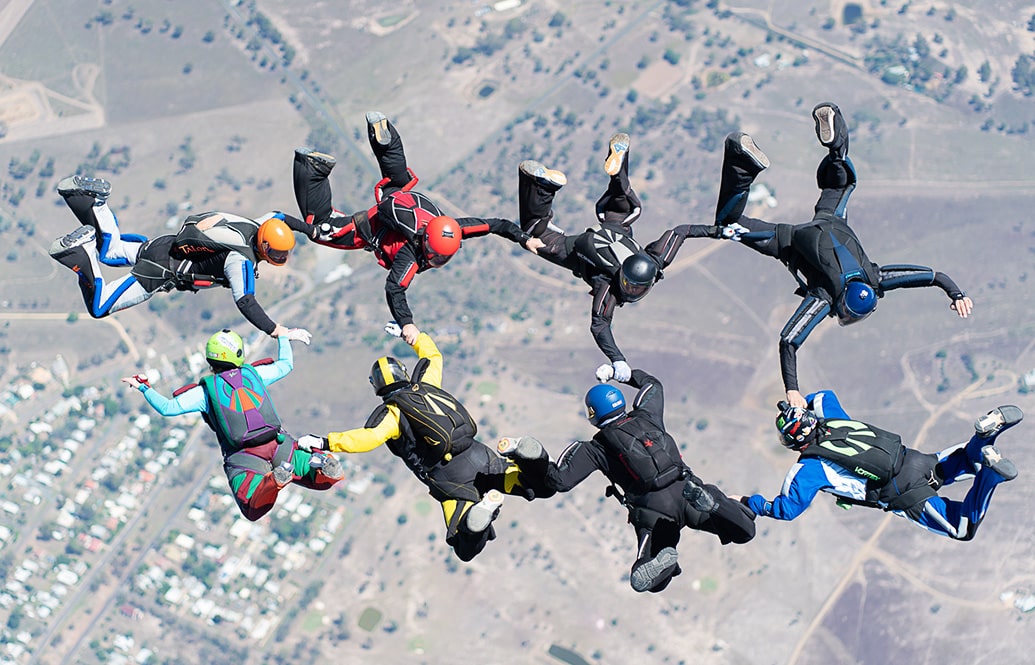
[265,247,289,265]
[425,248,452,268]
[619,275,651,302]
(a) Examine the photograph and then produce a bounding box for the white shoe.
[497,436,544,460]
[465,490,504,533]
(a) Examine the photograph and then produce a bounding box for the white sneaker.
[465,490,504,533]
[497,436,544,460]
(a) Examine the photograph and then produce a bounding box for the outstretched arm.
[384,243,420,333]
[589,278,625,363]
[223,252,278,336]
[745,459,830,521]
[543,439,608,493]
[457,217,541,253]
[626,369,665,426]
[644,224,719,268]
[778,295,831,407]
[879,265,972,317]
[326,405,402,454]
[122,377,206,417]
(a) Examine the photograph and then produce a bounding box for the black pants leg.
[293,151,335,225]
[369,118,410,188]
[595,163,641,230]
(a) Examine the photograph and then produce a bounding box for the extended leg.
[595,133,641,230]
[366,112,410,189]
[289,447,346,491]
[58,176,145,266]
[441,493,504,562]
[293,148,338,225]
[49,229,152,318]
[682,478,756,545]
[812,103,856,217]
[226,462,283,522]
[629,523,680,593]
[497,436,556,499]
[518,160,567,236]
[715,132,769,227]
[916,464,1012,540]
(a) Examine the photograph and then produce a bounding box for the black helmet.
[775,401,819,450]
[618,253,658,302]
[369,356,409,396]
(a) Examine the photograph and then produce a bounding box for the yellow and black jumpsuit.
[327,333,538,561]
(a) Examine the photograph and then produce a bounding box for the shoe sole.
[50,226,96,256]
[738,133,770,170]
[497,437,542,459]
[366,112,391,146]
[981,445,1018,481]
[604,133,630,176]
[465,490,504,533]
[317,453,345,480]
[58,175,111,199]
[975,405,1024,437]
[630,547,678,592]
[519,160,567,188]
[273,467,294,486]
[295,147,336,168]
[813,106,837,146]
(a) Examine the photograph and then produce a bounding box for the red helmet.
[255,217,295,266]
[422,216,461,267]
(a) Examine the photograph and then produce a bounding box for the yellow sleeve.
[326,404,402,453]
[412,332,443,388]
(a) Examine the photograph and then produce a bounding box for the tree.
[978,60,992,83]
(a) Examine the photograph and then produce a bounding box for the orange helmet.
[422,216,461,268]
[255,217,295,265]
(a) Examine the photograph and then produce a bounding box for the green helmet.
[206,329,245,368]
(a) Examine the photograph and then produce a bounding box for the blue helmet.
[585,384,626,426]
[837,279,877,325]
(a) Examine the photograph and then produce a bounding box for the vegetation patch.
[358,607,383,632]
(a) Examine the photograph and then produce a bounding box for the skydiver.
[739,392,1019,540]
[517,133,723,381]
[711,103,973,408]
[497,364,755,593]
[122,328,343,521]
[288,111,544,345]
[49,176,310,339]
[297,322,548,562]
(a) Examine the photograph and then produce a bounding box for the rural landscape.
[1,0,1035,663]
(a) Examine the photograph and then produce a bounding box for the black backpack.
[598,417,685,494]
[799,419,905,486]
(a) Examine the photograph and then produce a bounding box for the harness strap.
[224,434,292,474]
[225,450,272,475]
[883,483,937,512]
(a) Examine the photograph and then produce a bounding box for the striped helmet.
[369,356,410,396]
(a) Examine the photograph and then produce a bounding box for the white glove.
[284,328,312,345]
[595,363,615,382]
[384,321,403,338]
[721,222,750,241]
[612,361,632,382]
[296,434,328,452]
